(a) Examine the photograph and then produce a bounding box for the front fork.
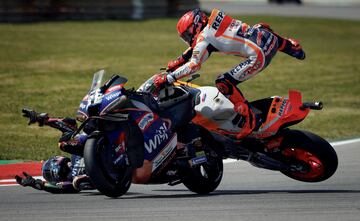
[176,137,208,169]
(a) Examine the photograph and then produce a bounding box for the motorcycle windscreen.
[76,70,105,121]
[89,70,105,93]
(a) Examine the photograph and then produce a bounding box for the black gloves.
[15,172,44,190]
[22,108,48,126]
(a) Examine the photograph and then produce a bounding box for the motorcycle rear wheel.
[279,130,338,182]
[84,136,132,198]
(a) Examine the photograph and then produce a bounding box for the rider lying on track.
[15,109,94,193]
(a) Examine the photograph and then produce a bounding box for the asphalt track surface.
[1,139,359,221]
[1,4,359,220]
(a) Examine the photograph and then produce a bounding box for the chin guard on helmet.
[177,8,208,47]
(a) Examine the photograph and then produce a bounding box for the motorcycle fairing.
[193,87,310,139]
[250,90,310,139]
[116,108,177,184]
[77,95,89,121]
[151,133,177,173]
[125,109,176,161]
[77,72,128,122]
[99,85,128,115]
[112,130,127,168]
[193,86,241,133]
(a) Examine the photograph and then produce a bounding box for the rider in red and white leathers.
[154,8,305,139]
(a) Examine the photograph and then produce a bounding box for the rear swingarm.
[248,152,290,171]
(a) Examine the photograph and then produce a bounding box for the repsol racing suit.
[166,9,305,139]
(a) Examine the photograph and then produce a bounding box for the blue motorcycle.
[75,70,223,198]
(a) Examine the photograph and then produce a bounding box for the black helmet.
[42,156,71,184]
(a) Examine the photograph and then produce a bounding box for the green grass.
[0,16,359,160]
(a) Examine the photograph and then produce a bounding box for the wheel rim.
[282,147,324,180]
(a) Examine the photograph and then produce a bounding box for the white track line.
[0,176,43,187]
[223,138,360,164]
[1,138,359,187]
[0,176,43,183]
[330,138,360,147]
[0,183,18,187]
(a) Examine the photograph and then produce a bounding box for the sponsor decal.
[256,31,264,46]
[106,85,122,93]
[229,20,240,31]
[242,60,263,77]
[113,132,127,165]
[115,132,126,152]
[105,91,121,101]
[113,154,127,166]
[191,155,207,166]
[144,122,169,154]
[115,141,125,155]
[264,35,277,56]
[229,59,252,76]
[260,34,273,54]
[173,65,191,79]
[138,113,154,131]
[212,11,224,30]
[152,134,177,172]
[201,93,207,102]
[278,99,288,116]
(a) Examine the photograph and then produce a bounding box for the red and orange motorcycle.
[168,77,338,183]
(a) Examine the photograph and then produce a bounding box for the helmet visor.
[180,25,194,46]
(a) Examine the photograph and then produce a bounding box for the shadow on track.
[211,189,360,195]
[80,189,360,199]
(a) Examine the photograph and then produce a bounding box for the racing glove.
[167,56,186,72]
[72,175,95,191]
[153,73,176,92]
[15,172,44,190]
[22,108,48,126]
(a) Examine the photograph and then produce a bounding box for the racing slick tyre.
[178,124,224,194]
[183,157,223,194]
[84,136,132,198]
[278,129,338,182]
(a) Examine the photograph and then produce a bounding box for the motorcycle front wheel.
[182,156,223,194]
[84,136,132,198]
